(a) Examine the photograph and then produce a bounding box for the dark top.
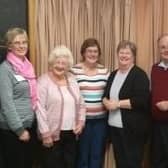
[103,65,150,135]
[151,63,168,121]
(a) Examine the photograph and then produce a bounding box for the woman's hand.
[73,121,85,135]
[103,97,119,111]
[19,130,30,142]
[42,136,54,148]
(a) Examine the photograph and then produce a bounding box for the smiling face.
[118,46,134,69]
[51,57,69,78]
[158,35,168,63]
[9,34,28,59]
[83,46,99,65]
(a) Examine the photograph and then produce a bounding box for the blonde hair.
[5,27,28,47]
[48,45,74,69]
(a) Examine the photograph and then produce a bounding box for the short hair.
[117,40,137,58]
[80,38,101,61]
[5,27,28,47]
[48,45,74,69]
[157,33,168,45]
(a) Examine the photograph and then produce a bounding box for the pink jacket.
[36,73,86,141]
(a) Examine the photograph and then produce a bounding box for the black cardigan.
[103,65,151,135]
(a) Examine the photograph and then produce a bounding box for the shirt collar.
[158,61,168,70]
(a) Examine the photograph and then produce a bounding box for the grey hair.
[157,33,168,44]
[48,45,74,69]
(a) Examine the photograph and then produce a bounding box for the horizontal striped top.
[71,63,109,119]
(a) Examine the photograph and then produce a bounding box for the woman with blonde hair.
[36,45,86,168]
[0,27,37,168]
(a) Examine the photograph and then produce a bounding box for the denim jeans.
[77,118,107,168]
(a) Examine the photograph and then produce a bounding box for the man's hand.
[156,101,168,111]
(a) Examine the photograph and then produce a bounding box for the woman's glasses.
[11,40,28,47]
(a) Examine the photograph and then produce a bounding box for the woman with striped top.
[71,38,109,168]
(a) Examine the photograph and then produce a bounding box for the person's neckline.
[81,62,99,76]
[48,72,68,86]
[118,64,134,74]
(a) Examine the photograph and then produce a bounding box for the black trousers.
[0,124,38,168]
[109,126,146,168]
[0,143,4,168]
[41,130,77,168]
[151,123,168,168]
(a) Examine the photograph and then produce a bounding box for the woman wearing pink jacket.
[36,45,86,168]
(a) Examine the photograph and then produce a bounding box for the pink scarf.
[7,52,37,110]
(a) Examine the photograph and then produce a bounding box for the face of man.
[158,35,168,64]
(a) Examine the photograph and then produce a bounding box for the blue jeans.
[77,118,107,168]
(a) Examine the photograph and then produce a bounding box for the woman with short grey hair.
[36,45,86,168]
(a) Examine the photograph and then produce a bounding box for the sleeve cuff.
[15,127,25,136]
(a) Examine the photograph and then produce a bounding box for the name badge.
[14,75,26,82]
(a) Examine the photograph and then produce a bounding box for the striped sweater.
[71,63,109,119]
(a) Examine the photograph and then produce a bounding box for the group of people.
[0,27,168,168]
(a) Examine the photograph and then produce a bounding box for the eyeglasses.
[11,41,28,47]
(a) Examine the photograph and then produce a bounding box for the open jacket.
[103,65,151,135]
[36,73,86,141]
